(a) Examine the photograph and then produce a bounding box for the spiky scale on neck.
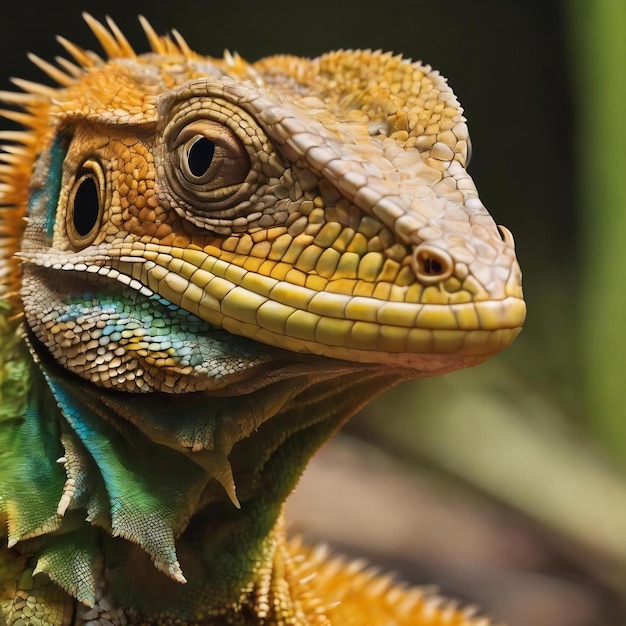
[0,13,524,625]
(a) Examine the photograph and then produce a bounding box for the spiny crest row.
[0,13,205,109]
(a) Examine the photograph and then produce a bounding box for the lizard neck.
[107,368,400,622]
[18,334,403,622]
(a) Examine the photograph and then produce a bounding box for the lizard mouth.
[21,240,526,387]
[107,242,527,375]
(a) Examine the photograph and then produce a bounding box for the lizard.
[0,13,526,626]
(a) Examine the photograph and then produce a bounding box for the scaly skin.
[0,14,525,625]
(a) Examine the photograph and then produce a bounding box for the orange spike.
[56,35,101,68]
[171,29,195,59]
[138,15,166,55]
[162,35,180,56]
[82,13,124,58]
[10,77,57,99]
[0,131,37,145]
[56,58,84,81]
[0,90,41,108]
[0,155,22,166]
[0,109,35,127]
[0,144,31,157]
[105,16,136,58]
[27,53,75,87]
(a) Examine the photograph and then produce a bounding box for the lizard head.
[3,16,525,395]
[0,16,527,609]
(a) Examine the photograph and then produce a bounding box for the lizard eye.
[184,136,216,181]
[159,98,276,230]
[171,121,250,205]
[67,160,105,248]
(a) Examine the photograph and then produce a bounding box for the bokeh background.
[2,2,625,624]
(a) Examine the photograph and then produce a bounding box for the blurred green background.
[2,1,624,624]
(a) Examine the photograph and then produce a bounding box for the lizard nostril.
[412,244,454,284]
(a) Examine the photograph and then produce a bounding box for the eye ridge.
[186,136,215,179]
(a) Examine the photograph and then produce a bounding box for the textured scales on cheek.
[0,13,523,626]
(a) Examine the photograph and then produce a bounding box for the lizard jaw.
[20,241,526,382]
[110,242,526,375]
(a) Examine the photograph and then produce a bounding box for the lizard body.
[0,15,525,625]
